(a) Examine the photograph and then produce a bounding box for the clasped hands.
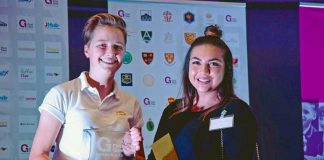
[122,127,142,157]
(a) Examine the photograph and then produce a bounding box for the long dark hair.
[172,36,237,120]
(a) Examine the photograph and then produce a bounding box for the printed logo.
[43,0,59,8]
[122,51,132,64]
[142,52,154,65]
[44,42,61,59]
[233,57,239,67]
[18,90,37,108]
[164,52,175,65]
[141,31,152,43]
[0,64,10,82]
[163,11,172,22]
[168,97,176,104]
[0,15,8,32]
[17,41,36,58]
[17,16,35,33]
[165,76,176,85]
[18,65,36,83]
[225,14,237,23]
[0,40,9,57]
[0,70,9,79]
[44,18,61,34]
[0,120,8,128]
[0,115,10,133]
[0,21,7,27]
[18,140,32,158]
[18,115,37,133]
[146,118,154,132]
[140,10,152,21]
[0,140,10,158]
[143,97,156,106]
[51,145,55,152]
[164,32,174,44]
[44,66,62,84]
[184,11,194,24]
[0,89,10,108]
[49,145,55,157]
[0,95,8,102]
[20,144,30,153]
[93,136,122,157]
[121,73,132,86]
[184,32,196,45]
[142,74,154,87]
[118,10,130,19]
[118,10,125,17]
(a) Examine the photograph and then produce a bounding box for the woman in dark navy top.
[148,36,257,160]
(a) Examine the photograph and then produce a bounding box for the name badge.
[209,115,234,131]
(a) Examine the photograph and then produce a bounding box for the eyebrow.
[96,40,125,46]
[191,57,223,62]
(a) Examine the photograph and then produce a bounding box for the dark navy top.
[147,98,257,160]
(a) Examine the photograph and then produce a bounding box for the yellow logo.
[116,111,126,116]
[184,32,196,45]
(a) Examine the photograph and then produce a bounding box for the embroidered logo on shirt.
[116,111,126,116]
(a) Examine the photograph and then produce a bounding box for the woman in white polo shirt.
[30,13,145,160]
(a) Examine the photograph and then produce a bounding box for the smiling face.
[188,44,225,96]
[84,25,125,78]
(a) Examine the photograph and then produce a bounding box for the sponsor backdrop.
[108,0,249,156]
[300,2,324,159]
[0,0,69,159]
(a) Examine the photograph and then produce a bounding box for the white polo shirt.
[39,71,144,160]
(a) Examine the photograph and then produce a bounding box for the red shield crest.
[142,52,154,65]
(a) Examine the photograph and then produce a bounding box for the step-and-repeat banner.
[0,1,69,159]
[300,2,324,160]
[108,0,249,156]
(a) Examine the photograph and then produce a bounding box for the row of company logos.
[0,87,176,109]
[0,0,60,8]
[0,115,37,134]
[0,40,62,59]
[122,51,240,66]
[126,30,241,49]
[0,139,35,159]
[121,73,178,87]
[0,15,63,34]
[0,65,64,84]
[116,9,239,25]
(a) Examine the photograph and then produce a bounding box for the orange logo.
[184,32,196,45]
[164,52,174,64]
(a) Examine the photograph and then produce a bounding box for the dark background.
[68,0,319,159]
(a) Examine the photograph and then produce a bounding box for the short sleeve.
[39,87,66,124]
[131,100,144,128]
